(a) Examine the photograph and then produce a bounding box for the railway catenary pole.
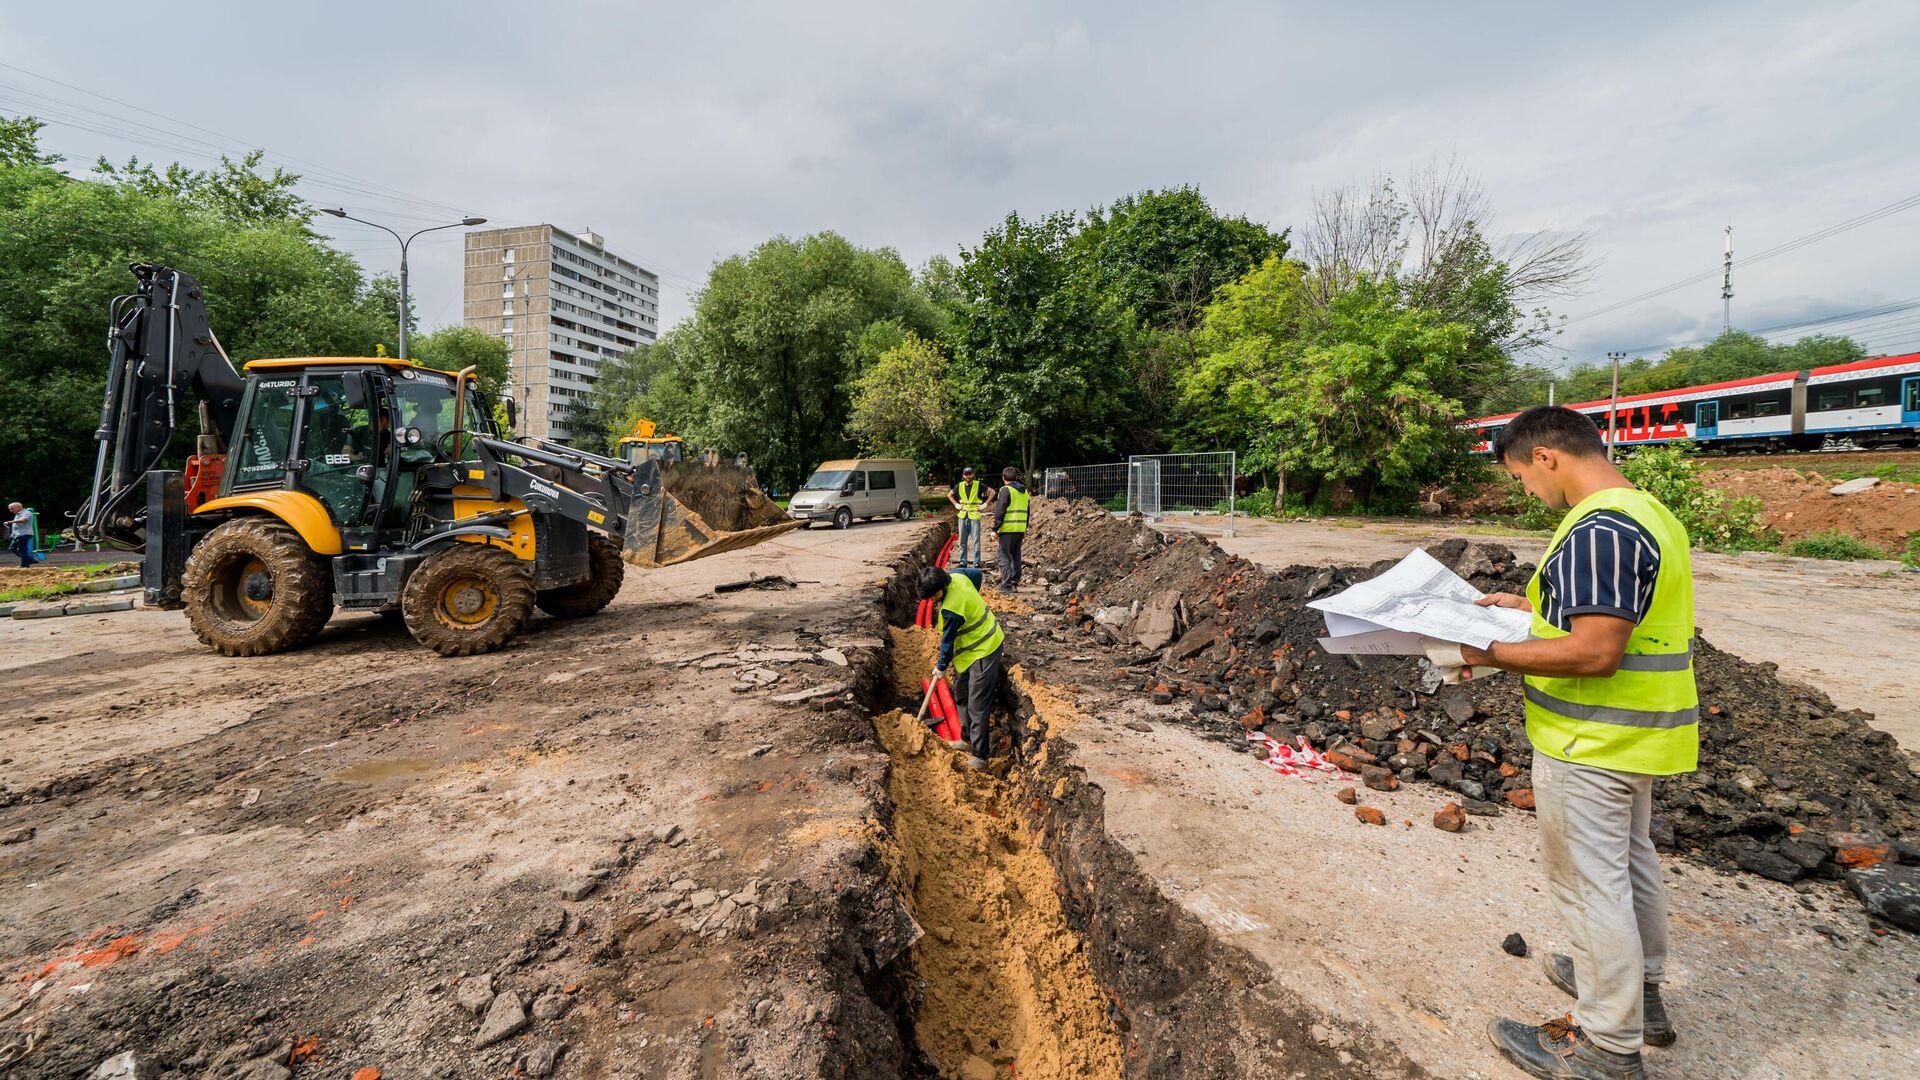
[1605,351,1626,461]
[1722,224,1734,335]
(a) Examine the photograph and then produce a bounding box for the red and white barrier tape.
[1244,731,1353,782]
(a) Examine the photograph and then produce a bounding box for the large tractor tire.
[182,517,334,657]
[536,535,625,618]
[401,543,535,657]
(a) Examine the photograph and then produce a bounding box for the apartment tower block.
[463,225,660,443]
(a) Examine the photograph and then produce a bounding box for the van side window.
[848,471,867,492]
[869,470,896,490]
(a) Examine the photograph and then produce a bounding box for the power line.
[1564,190,1920,326]
[1,65,708,302]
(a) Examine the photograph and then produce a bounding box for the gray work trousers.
[953,644,1003,760]
[955,516,982,567]
[1532,753,1671,1055]
[996,531,1024,589]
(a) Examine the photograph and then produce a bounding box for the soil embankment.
[1703,466,1920,548]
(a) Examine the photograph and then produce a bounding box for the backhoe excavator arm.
[74,264,245,548]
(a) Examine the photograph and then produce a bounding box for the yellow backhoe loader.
[74,265,800,657]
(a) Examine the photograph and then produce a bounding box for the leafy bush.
[1103,492,1128,512]
[1618,443,1771,551]
[1902,532,1920,568]
[1214,488,1278,517]
[1786,529,1887,561]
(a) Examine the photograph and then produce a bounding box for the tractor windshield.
[394,376,491,461]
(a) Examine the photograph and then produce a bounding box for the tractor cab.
[616,417,686,466]
[212,359,497,553]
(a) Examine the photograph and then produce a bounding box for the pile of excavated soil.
[1018,499,1920,898]
[875,627,1126,1080]
[1703,467,1920,548]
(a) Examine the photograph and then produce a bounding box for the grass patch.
[1785,529,1888,561]
[0,581,80,603]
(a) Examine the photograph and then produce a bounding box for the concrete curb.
[9,595,137,620]
[78,575,141,593]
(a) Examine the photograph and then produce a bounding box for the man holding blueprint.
[1453,407,1698,1080]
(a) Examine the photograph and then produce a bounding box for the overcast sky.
[6,1,1919,371]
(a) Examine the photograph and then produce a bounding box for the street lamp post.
[319,209,486,359]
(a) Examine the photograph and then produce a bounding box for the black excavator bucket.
[622,459,802,568]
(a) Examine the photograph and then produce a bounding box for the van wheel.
[834,507,852,530]
[897,501,914,521]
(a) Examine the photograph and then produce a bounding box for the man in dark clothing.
[917,565,1005,770]
[988,467,1029,590]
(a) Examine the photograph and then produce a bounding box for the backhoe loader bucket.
[623,460,803,568]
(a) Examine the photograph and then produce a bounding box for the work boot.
[1487,1015,1645,1080]
[965,755,989,771]
[1544,954,1677,1047]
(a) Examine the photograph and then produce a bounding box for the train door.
[1694,400,1719,439]
[1903,376,1920,426]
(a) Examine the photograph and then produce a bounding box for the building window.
[502,301,514,316]
[503,249,515,263]
[502,318,514,331]
[503,334,513,350]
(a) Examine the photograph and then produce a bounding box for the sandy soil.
[1029,693,1920,1079]
[1196,517,1920,750]
[0,520,933,1078]
[1703,467,1920,549]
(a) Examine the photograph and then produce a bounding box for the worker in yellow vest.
[1450,407,1694,1080]
[988,466,1029,590]
[946,466,986,568]
[917,566,1005,770]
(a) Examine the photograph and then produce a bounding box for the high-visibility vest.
[940,572,1004,674]
[1523,487,1699,776]
[956,479,983,521]
[998,485,1029,534]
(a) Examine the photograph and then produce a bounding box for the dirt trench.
[856,534,1423,1079]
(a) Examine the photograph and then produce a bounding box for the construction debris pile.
[1016,499,1920,925]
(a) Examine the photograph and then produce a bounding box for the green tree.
[576,329,712,453]
[1179,260,1478,506]
[411,325,510,393]
[949,211,1136,478]
[690,232,942,486]
[848,332,950,465]
[0,114,403,524]
[1076,186,1289,333]
[94,150,312,228]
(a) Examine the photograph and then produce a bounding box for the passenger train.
[1469,352,1920,454]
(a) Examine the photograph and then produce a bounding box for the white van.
[788,458,920,529]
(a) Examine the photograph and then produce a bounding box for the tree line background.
[2,115,1874,526]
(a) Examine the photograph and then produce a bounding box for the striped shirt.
[1537,510,1662,631]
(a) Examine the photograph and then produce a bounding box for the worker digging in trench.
[917,565,1006,771]
[1432,406,1697,1080]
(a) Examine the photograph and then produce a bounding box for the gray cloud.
[4,1,1917,364]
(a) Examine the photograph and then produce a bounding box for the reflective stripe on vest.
[957,479,983,521]
[999,486,1029,534]
[940,572,1004,674]
[1522,487,1699,776]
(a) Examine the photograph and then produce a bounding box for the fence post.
[1226,451,1236,537]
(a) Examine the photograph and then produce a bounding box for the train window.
[1754,400,1783,417]
[1909,380,1920,413]
[1815,389,1851,411]
[1856,386,1886,408]
[1729,402,1752,419]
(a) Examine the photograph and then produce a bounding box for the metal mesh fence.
[1044,452,1236,535]
[1042,463,1129,512]
[1129,451,1236,535]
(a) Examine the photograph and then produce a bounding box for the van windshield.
[801,469,851,491]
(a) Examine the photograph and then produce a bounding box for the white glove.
[1419,637,1500,685]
